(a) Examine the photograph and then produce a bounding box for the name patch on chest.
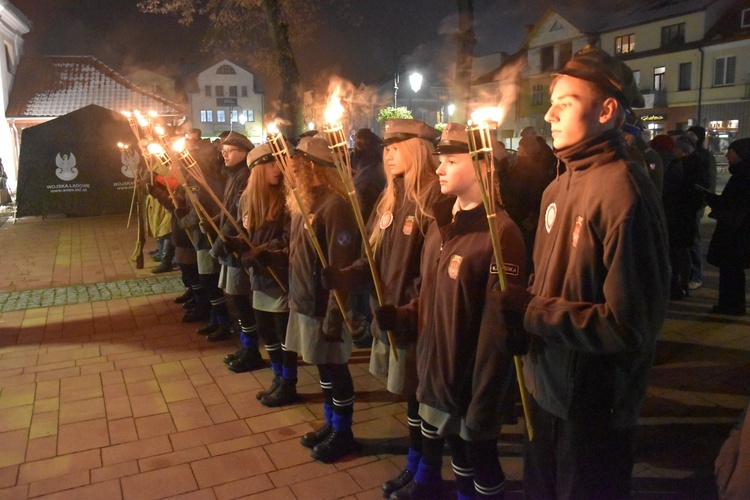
[403,215,415,235]
[448,254,463,280]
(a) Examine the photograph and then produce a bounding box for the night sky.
[10,0,600,97]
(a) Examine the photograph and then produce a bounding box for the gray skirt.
[419,403,502,442]
[197,249,220,275]
[368,325,418,396]
[218,265,251,295]
[285,310,352,365]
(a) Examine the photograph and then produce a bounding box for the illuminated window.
[216,65,236,75]
[217,110,226,122]
[200,110,213,123]
[615,34,635,54]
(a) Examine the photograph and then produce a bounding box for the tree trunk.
[260,0,303,138]
[453,0,476,123]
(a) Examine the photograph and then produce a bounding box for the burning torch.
[321,87,399,361]
[467,107,533,440]
[266,120,354,333]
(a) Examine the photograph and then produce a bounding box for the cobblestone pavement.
[0,214,747,499]
[0,276,183,312]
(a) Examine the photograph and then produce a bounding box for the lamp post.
[393,52,423,108]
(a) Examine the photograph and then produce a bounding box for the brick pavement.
[0,214,748,499]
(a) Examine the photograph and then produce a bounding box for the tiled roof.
[6,55,183,118]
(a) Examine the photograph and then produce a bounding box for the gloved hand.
[174,206,190,218]
[484,288,531,355]
[375,305,399,331]
[496,283,534,314]
[209,236,228,259]
[320,266,342,290]
[223,235,249,255]
[502,310,530,355]
[704,192,720,208]
[323,309,345,343]
[240,248,273,271]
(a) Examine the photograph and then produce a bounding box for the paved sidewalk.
[0,214,747,499]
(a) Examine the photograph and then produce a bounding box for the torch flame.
[323,86,345,125]
[154,125,165,137]
[147,143,164,155]
[471,107,505,126]
[172,137,186,153]
[266,120,280,136]
[121,110,132,118]
[134,110,148,128]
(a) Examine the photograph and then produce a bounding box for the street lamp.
[393,52,423,107]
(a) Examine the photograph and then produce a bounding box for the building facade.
[187,60,264,144]
[0,1,31,192]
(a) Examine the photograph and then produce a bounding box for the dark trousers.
[718,266,747,313]
[523,398,634,500]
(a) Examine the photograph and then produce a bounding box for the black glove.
[223,235,249,255]
[496,283,534,314]
[320,266,342,291]
[240,248,272,271]
[375,305,399,331]
[705,192,720,208]
[484,289,531,355]
[209,236,228,259]
[174,206,190,218]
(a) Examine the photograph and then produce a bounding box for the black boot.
[389,479,443,499]
[206,324,235,342]
[226,347,264,372]
[183,304,211,323]
[174,289,194,304]
[256,374,283,400]
[382,470,415,498]
[300,424,333,449]
[260,379,300,407]
[224,347,247,365]
[311,428,358,463]
[151,261,174,274]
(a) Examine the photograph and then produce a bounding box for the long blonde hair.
[285,155,348,216]
[369,137,438,251]
[240,161,285,233]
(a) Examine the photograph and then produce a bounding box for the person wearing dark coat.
[686,125,717,290]
[663,135,707,299]
[706,138,750,316]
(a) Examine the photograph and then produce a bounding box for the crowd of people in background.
[138,45,750,499]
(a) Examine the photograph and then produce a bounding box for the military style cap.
[555,45,645,109]
[246,143,274,170]
[434,122,470,154]
[222,131,254,152]
[383,118,441,145]
[295,136,336,168]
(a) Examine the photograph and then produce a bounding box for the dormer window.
[216,64,236,75]
[742,8,750,28]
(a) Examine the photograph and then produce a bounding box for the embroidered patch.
[490,263,498,274]
[649,162,657,171]
[448,254,463,280]
[189,185,200,193]
[337,231,352,247]
[545,203,557,233]
[403,215,415,235]
[307,213,315,225]
[572,216,583,248]
[503,263,520,277]
[379,211,393,230]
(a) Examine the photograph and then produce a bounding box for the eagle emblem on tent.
[55,152,78,181]
[121,149,140,179]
